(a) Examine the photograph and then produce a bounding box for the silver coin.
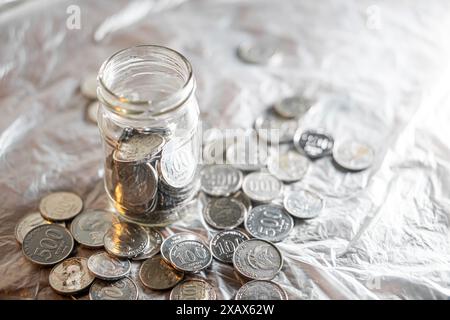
[274,96,313,119]
[294,129,334,159]
[80,73,97,99]
[89,277,138,300]
[139,255,184,290]
[132,228,163,260]
[170,279,217,300]
[103,222,148,258]
[200,165,243,197]
[49,257,95,295]
[210,230,249,264]
[15,212,64,244]
[86,100,99,124]
[226,140,271,171]
[237,40,281,65]
[39,192,83,221]
[160,139,197,189]
[333,140,375,171]
[255,111,299,143]
[204,197,246,230]
[70,210,116,248]
[232,191,252,212]
[233,239,283,280]
[242,172,282,203]
[87,252,131,280]
[267,150,309,182]
[245,204,293,242]
[161,232,205,263]
[114,132,165,162]
[169,240,212,273]
[284,189,324,219]
[235,280,288,300]
[22,224,74,266]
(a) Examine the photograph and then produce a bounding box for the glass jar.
[97,45,200,226]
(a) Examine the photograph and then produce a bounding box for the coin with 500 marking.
[245,204,293,242]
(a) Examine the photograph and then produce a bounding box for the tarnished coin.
[210,230,249,264]
[39,192,83,221]
[132,228,163,261]
[333,140,375,171]
[161,232,205,263]
[86,100,99,124]
[237,40,281,65]
[160,139,197,189]
[80,73,97,99]
[70,210,116,248]
[170,279,217,300]
[22,224,74,266]
[245,204,293,242]
[294,129,334,159]
[242,172,282,203]
[49,257,95,295]
[274,96,313,119]
[233,239,283,280]
[267,150,309,182]
[284,190,324,219]
[169,240,212,273]
[15,212,64,244]
[89,277,138,300]
[87,252,131,280]
[235,280,288,300]
[255,111,299,143]
[204,197,246,230]
[226,140,271,171]
[200,165,243,197]
[103,222,148,258]
[139,255,184,290]
[114,133,165,162]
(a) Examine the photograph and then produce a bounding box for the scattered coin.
[15,212,64,244]
[294,129,334,159]
[49,257,95,295]
[114,133,165,162]
[39,192,83,221]
[242,172,282,203]
[169,240,212,273]
[255,111,299,143]
[210,230,249,264]
[170,279,217,300]
[160,139,197,189]
[22,224,74,266]
[233,239,283,280]
[161,232,205,263]
[86,100,99,124]
[245,204,293,242]
[132,228,163,260]
[204,197,246,230]
[267,150,309,182]
[200,165,243,197]
[235,280,288,300]
[70,210,116,248]
[274,96,313,119]
[89,277,138,300]
[333,140,375,171]
[103,222,148,258]
[139,255,184,290]
[237,40,281,65]
[87,252,131,280]
[80,73,97,99]
[284,189,324,219]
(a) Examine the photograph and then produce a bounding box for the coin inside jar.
[15,212,64,244]
[245,204,293,242]
[89,277,138,300]
[293,129,334,159]
[70,210,116,248]
[87,252,131,280]
[284,189,324,219]
[332,140,375,171]
[170,279,217,300]
[210,230,249,264]
[267,150,309,183]
[39,192,83,221]
[49,257,95,295]
[235,280,288,300]
[113,132,165,162]
[242,172,282,203]
[161,232,206,263]
[200,165,243,197]
[103,222,148,258]
[139,255,184,290]
[233,239,283,280]
[203,197,246,230]
[132,228,163,261]
[169,240,212,273]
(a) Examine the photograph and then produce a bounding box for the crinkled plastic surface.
[1,0,450,300]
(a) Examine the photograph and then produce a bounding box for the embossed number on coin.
[39,192,83,221]
[245,205,293,242]
[89,277,138,300]
[170,279,217,300]
[87,252,131,280]
[200,165,243,197]
[169,240,212,273]
[242,172,282,203]
[210,230,249,264]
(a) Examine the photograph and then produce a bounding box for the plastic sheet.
[1,0,450,300]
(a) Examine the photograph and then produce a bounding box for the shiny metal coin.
[245,204,293,242]
[267,150,309,182]
[170,279,217,300]
[86,100,99,124]
[114,133,165,162]
[103,222,148,258]
[284,189,324,219]
[70,210,116,248]
[226,140,270,171]
[235,280,288,300]
[200,165,243,197]
[161,232,205,263]
[255,111,299,143]
[139,255,184,290]
[169,240,212,273]
[80,73,97,99]
[233,239,283,280]
[294,129,334,159]
[87,252,131,280]
[232,191,252,212]
[39,192,83,221]
[160,139,197,189]
[242,172,282,203]
[49,257,95,295]
[89,277,138,300]
[333,140,375,171]
[22,224,74,266]
[15,212,64,244]
[210,230,249,264]
[274,96,313,119]
[204,197,246,230]
[237,40,281,65]
[132,228,163,260]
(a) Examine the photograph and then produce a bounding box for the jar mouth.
[98,45,195,118]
